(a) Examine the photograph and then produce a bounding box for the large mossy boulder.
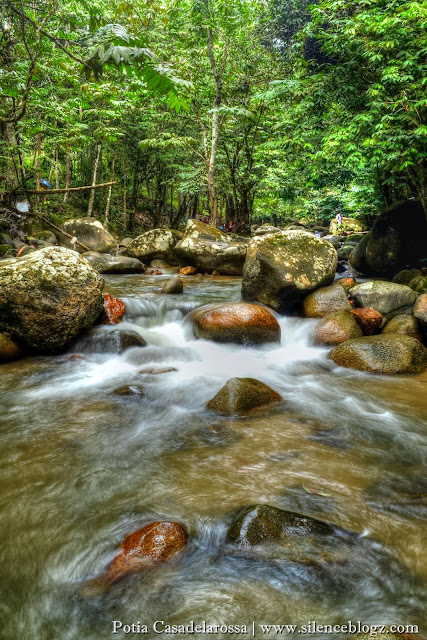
[82,251,144,274]
[349,281,417,318]
[315,311,363,346]
[241,231,338,313]
[351,201,427,275]
[173,236,247,275]
[303,284,351,318]
[348,233,370,273]
[329,217,367,234]
[59,218,116,254]
[207,378,282,415]
[127,228,182,263]
[0,247,104,353]
[193,303,280,345]
[329,334,427,374]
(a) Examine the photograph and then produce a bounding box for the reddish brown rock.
[0,333,21,363]
[87,521,188,593]
[350,307,383,335]
[193,302,281,345]
[180,266,197,276]
[336,277,357,293]
[315,311,363,346]
[102,293,125,325]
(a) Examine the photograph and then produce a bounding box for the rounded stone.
[315,311,363,346]
[207,377,282,415]
[303,284,351,318]
[161,277,184,294]
[0,333,21,362]
[193,303,281,345]
[382,315,423,342]
[350,307,383,336]
[328,334,427,374]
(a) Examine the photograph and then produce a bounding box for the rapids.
[0,270,426,639]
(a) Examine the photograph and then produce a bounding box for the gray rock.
[82,251,144,274]
[161,277,184,294]
[174,236,247,275]
[349,281,417,317]
[59,218,116,254]
[241,231,337,313]
[127,228,182,263]
[73,327,147,353]
[0,247,104,352]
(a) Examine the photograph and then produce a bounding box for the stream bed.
[0,271,426,639]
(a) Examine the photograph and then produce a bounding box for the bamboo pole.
[27,181,117,195]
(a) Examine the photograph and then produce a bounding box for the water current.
[0,270,426,640]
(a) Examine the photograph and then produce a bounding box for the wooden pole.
[27,181,117,195]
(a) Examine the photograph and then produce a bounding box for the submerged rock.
[87,521,189,591]
[349,281,417,318]
[59,218,116,253]
[315,311,363,346]
[207,378,282,415]
[241,231,337,313]
[161,277,183,294]
[303,284,351,318]
[111,384,145,397]
[73,327,146,353]
[82,251,144,274]
[193,303,281,345]
[365,473,427,522]
[101,293,126,325]
[0,332,21,362]
[328,334,427,374]
[0,247,104,353]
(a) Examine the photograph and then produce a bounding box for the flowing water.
[0,271,426,640]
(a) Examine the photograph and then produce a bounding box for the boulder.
[193,303,281,345]
[392,268,422,285]
[173,236,247,276]
[348,233,370,273]
[207,377,282,415]
[0,333,21,362]
[226,504,338,547]
[241,231,337,313]
[337,243,355,260]
[408,275,427,293]
[303,284,351,318]
[101,293,125,325]
[253,224,281,236]
[179,266,197,276]
[328,335,427,374]
[350,308,383,336]
[183,218,228,242]
[161,277,183,294]
[349,282,417,318]
[329,217,367,234]
[336,277,357,293]
[33,230,57,244]
[59,218,116,254]
[91,521,188,589]
[315,311,363,346]
[382,315,423,342]
[150,259,171,268]
[0,247,104,353]
[350,200,427,275]
[73,327,146,353]
[118,237,134,248]
[413,294,427,324]
[82,251,144,274]
[127,229,182,263]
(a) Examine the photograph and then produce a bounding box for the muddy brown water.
[0,272,426,640]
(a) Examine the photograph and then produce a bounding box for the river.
[0,270,426,639]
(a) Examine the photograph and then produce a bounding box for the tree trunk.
[87,142,101,217]
[64,143,71,202]
[104,156,115,226]
[35,132,41,191]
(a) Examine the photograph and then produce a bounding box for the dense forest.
[1,0,426,233]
